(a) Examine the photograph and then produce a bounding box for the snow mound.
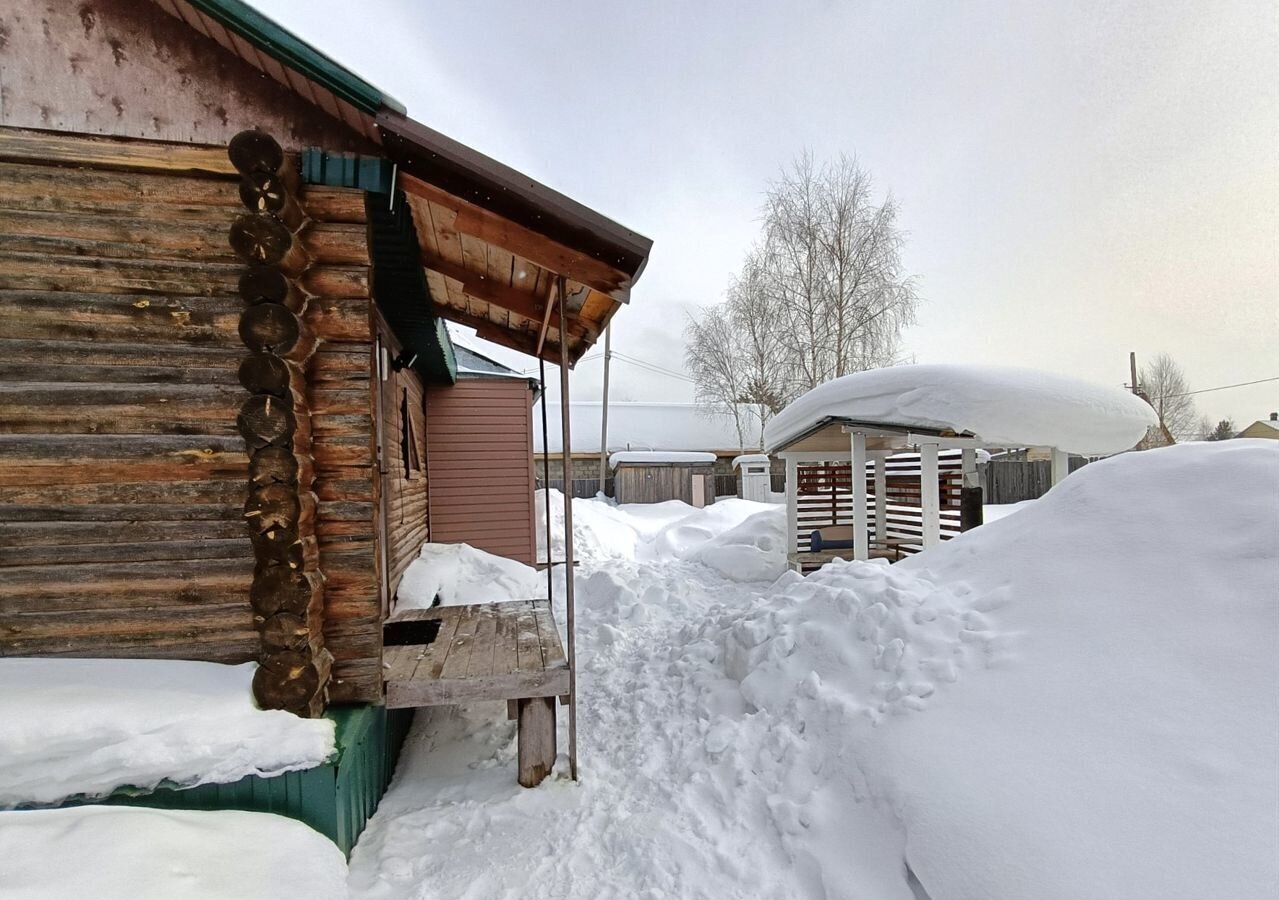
[394,542,539,613]
[535,487,782,569]
[0,806,347,900]
[763,363,1157,455]
[0,659,335,807]
[719,440,1279,898]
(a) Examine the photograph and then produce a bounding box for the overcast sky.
[257,0,1278,426]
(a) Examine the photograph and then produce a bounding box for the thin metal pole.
[557,275,579,782]
[539,357,552,601]
[598,326,611,488]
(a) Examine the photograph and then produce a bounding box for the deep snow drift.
[0,659,335,807]
[763,363,1157,455]
[352,441,1277,900]
[0,806,347,900]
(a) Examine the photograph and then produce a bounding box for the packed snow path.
[350,558,806,900]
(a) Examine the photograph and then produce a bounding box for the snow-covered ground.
[350,440,1279,900]
[0,659,335,807]
[0,806,347,900]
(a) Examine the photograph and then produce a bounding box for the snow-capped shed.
[0,0,651,834]
[610,451,718,506]
[764,365,1156,571]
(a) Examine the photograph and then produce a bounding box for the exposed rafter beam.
[400,172,632,301]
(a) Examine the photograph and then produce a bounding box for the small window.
[400,389,422,480]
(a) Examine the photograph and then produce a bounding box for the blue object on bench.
[809,530,854,552]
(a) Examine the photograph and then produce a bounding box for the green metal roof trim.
[299,149,456,384]
[185,0,406,115]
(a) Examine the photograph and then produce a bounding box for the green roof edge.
[185,0,407,115]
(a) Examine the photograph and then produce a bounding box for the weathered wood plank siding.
[376,319,430,601]
[301,185,382,704]
[0,127,257,660]
[424,380,538,566]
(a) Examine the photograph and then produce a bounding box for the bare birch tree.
[686,152,919,424]
[1139,353,1199,441]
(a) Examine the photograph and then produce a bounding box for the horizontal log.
[0,209,233,262]
[301,186,368,224]
[316,499,375,522]
[312,436,373,468]
[0,128,238,176]
[0,339,240,373]
[0,291,240,345]
[301,267,371,301]
[0,251,242,296]
[301,223,370,266]
[308,346,373,383]
[0,435,246,486]
[310,389,370,417]
[0,519,246,548]
[0,479,242,511]
[1,605,254,643]
[310,415,373,440]
[0,382,243,436]
[304,297,371,342]
[0,558,252,614]
[0,537,250,568]
[313,479,373,502]
[1,631,258,662]
[0,161,238,214]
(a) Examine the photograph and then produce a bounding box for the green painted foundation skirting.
[85,705,413,858]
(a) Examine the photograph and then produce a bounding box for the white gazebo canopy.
[765,364,1156,561]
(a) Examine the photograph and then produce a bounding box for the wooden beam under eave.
[400,172,632,302]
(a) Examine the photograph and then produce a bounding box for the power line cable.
[1168,376,1279,398]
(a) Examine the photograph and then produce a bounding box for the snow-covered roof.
[609,451,717,469]
[763,364,1157,456]
[732,454,771,469]
[535,402,757,454]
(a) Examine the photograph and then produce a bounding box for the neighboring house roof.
[533,402,756,455]
[1236,418,1279,438]
[148,0,652,367]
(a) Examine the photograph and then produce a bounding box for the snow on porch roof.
[763,364,1157,457]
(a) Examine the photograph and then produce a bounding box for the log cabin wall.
[0,130,257,660]
[375,315,430,604]
[0,0,371,153]
[298,183,383,704]
[424,379,538,566]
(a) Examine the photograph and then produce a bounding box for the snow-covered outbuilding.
[764,365,1156,570]
[733,454,773,502]
[610,451,718,506]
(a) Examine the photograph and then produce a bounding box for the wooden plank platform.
[384,600,570,709]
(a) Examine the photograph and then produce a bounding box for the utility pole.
[598,326,612,487]
[1129,351,1139,396]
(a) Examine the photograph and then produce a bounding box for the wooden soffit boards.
[400,173,625,367]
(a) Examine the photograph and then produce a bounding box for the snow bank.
[764,363,1157,455]
[608,450,718,468]
[0,659,335,807]
[0,806,347,900]
[535,487,785,581]
[394,542,539,614]
[719,440,1279,898]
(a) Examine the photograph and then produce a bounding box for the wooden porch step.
[383,599,569,709]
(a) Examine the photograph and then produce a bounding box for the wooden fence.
[795,454,964,555]
[983,458,1088,504]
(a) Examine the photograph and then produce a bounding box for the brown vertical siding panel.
[425,379,537,566]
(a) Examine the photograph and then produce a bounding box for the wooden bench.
[383,600,569,787]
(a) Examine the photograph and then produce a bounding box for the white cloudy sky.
[257,0,1278,426]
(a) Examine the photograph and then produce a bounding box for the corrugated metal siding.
[425,380,537,565]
